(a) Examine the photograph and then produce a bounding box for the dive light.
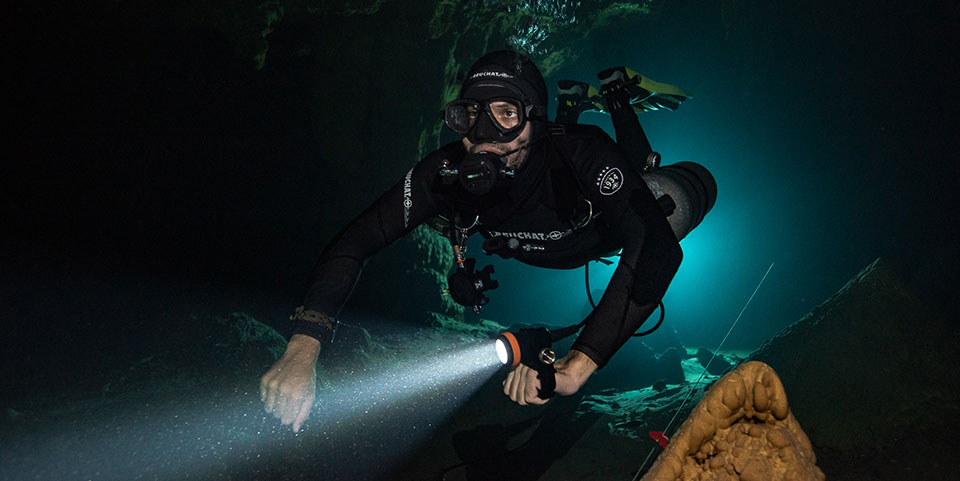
[494,327,564,399]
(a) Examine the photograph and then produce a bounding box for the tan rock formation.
[641,361,824,481]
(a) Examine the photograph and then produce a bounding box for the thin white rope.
[631,261,774,481]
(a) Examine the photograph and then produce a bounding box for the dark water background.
[4,0,958,479]
[474,2,959,349]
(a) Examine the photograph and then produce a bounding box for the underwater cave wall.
[748,259,960,452]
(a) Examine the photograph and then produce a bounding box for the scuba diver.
[260,50,714,433]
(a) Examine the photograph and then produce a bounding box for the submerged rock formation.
[748,258,960,453]
[641,361,824,481]
[633,259,959,481]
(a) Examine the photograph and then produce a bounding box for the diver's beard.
[503,145,530,170]
[469,139,530,170]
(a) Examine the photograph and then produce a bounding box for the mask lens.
[488,100,521,130]
[445,97,527,142]
[444,100,479,134]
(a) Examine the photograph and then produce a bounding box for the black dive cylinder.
[640,162,717,241]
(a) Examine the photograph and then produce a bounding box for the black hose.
[585,261,665,338]
[632,301,664,337]
[586,261,597,309]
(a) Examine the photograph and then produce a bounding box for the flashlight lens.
[495,339,509,365]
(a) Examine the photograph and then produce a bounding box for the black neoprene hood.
[460,50,548,110]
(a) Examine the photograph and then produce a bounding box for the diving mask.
[444,97,532,144]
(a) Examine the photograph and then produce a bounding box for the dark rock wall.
[749,259,960,452]
[11,1,459,324]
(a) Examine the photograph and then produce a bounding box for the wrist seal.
[290,306,337,344]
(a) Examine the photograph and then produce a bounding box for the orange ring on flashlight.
[501,332,521,367]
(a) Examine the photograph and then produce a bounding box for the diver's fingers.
[518,367,535,405]
[259,370,274,403]
[516,367,528,405]
[275,392,289,421]
[508,367,522,403]
[264,378,279,414]
[513,366,528,406]
[292,392,314,433]
[525,370,547,405]
[280,394,299,426]
[280,384,309,426]
[527,395,547,405]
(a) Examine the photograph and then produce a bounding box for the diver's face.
[462,119,532,170]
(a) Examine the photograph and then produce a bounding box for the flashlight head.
[494,332,520,367]
[495,339,508,365]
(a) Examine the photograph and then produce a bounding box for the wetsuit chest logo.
[596,167,623,196]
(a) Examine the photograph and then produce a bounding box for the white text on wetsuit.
[487,230,564,241]
[402,168,413,228]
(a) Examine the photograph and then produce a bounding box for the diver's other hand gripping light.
[494,328,558,399]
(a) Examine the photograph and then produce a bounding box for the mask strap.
[526,104,546,120]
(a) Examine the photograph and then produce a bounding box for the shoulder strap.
[547,124,592,225]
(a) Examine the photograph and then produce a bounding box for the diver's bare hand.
[503,363,546,406]
[552,350,597,395]
[502,349,597,406]
[260,334,320,432]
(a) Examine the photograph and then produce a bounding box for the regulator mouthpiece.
[459,152,504,196]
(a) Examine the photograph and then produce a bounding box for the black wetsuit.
[294,122,682,369]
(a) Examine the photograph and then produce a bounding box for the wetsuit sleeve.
[292,149,450,343]
[567,129,683,368]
